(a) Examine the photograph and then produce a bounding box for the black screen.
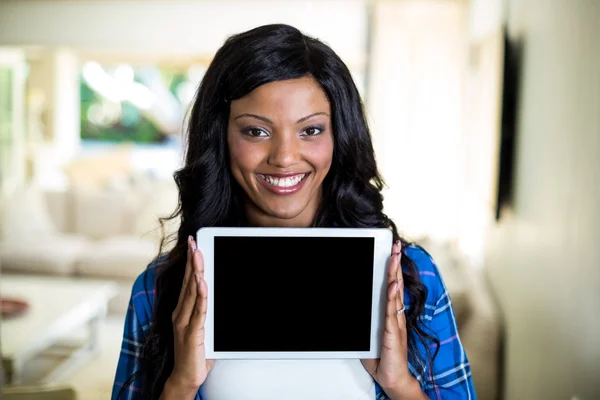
[214,236,374,352]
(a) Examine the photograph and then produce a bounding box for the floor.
[64,314,125,400]
[20,314,126,400]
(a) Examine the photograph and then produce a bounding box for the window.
[80,62,206,143]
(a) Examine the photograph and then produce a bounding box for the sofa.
[0,183,501,399]
[0,177,178,313]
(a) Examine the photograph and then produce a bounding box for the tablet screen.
[213,236,375,352]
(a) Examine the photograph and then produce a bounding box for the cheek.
[309,137,334,172]
[228,137,264,173]
[228,136,249,168]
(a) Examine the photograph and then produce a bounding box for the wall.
[0,50,27,197]
[478,0,600,398]
[0,0,370,187]
[367,0,468,243]
[25,49,80,187]
[0,0,367,68]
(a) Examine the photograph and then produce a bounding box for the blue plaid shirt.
[112,245,476,399]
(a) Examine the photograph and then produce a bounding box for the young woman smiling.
[112,24,476,400]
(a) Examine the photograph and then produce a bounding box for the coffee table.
[1,275,118,385]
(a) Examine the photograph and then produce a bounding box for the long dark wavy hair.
[122,24,439,399]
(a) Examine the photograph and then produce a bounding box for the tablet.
[196,227,393,360]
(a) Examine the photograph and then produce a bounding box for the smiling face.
[227,76,334,227]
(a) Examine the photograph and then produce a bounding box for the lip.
[258,172,304,178]
[256,172,310,195]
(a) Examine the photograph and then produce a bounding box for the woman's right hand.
[163,236,214,398]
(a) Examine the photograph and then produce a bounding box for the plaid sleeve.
[413,246,476,399]
[374,246,477,399]
[111,268,156,400]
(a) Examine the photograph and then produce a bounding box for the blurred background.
[0,0,598,399]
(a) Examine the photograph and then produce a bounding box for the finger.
[396,252,408,338]
[193,246,205,280]
[177,237,195,306]
[173,236,195,320]
[175,259,199,327]
[396,243,403,282]
[185,236,198,289]
[391,240,400,257]
[397,249,405,306]
[190,275,208,338]
[387,241,401,285]
[396,276,407,329]
[384,280,402,347]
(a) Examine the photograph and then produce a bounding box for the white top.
[200,359,376,400]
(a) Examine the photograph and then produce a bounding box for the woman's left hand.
[361,241,423,399]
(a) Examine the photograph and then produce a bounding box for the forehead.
[229,77,331,120]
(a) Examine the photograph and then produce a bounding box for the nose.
[267,134,300,169]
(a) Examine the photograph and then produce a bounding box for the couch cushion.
[0,234,89,275]
[62,144,134,189]
[44,189,72,233]
[71,187,137,239]
[1,183,57,241]
[74,236,157,280]
[131,179,179,248]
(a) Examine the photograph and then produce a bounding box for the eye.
[243,127,269,137]
[301,125,324,136]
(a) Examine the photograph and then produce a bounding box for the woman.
[113,24,476,399]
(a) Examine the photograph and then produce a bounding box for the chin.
[261,199,312,220]
[268,206,306,220]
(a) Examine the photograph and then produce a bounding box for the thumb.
[360,358,378,377]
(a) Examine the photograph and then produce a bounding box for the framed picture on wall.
[495,30,523,220]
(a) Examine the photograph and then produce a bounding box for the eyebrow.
[233,112,329,124]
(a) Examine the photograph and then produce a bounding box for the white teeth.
[258,173,306,188]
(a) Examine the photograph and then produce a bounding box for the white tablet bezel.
[197,227,393,359]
